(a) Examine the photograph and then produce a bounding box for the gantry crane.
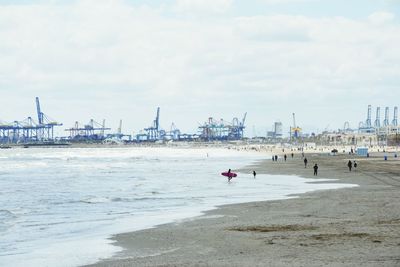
[291,113,301,138]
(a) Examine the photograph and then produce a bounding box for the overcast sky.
[1,0,400,137]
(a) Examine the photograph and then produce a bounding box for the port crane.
[35,97,63,141]
[65,119,110,141]
[291,113,301,139]
[0,97,62,143]
[144,107,161,141]
[199,112,247,141]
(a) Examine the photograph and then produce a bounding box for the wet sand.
[88,151,400,267]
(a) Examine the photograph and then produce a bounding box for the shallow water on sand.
[0,147,356,267]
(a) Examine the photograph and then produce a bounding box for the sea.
[0,147,356,266]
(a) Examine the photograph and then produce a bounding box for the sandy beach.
[88,150,400,267]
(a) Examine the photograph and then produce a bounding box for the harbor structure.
[0,97,62,144]
[136,108,196,142]
[359,105,375,133]
[290,113,302,140]
[374,107,381,128]
[392,107,398,126]
[359,105,400,135]
[383,107,390,127]
[65,119,110,141]
[144,107,161,141]
[198,113,246,141]
[103,120,133,143]
[318,105,400,146]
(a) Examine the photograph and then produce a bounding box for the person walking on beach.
[304,158,308,168]
[284,154,287,161]
[347,160,352,172]
[275,155,278,161]
[272,155,275,162]
[354,161,357,171]
[291,153,294,158]
[253,170,256,178]
[313,164,318,176]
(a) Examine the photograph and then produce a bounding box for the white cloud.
[173,0,233,14]
[368,11,395,25]
[235,15,312,42]
[0,1,399,134]
[257,0,318,4]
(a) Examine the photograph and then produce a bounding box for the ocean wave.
[129,156,144,161]
[80,197,112,204]
[80,195,189,204]
[112,196,188,202]
[78,196,190,204]
[0,209,16,220]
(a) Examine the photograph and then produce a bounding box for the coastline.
[87,150,400,267]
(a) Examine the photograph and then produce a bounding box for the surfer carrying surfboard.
[221,169,237,181]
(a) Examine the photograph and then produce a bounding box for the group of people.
[272,153,295,162]
[303,157,318,175]
[227,153,359,182]
[304,158,358,176]
[347,160,358,171]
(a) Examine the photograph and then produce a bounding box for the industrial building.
[267,121,283,139]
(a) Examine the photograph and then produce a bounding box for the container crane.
[34,97,62,141]
[144,107,161,141]
[392,107,398,126]
[383,107,390,127]
[291,113,301,138]
[65,119,110,141]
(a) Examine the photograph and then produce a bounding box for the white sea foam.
[0,147,357,266]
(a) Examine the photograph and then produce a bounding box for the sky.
[1,0,400,137]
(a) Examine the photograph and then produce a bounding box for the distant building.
[319,132,378,146]
[274,122,283,138]
[266,131,275,138]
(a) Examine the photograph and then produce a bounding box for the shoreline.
[87,150,400,267]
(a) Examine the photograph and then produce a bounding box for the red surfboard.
[221,172,237,178]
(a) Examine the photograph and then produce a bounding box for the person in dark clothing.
[291,153,294,158]
[275,155,278,161]
[228,169,232,181]
[272,155,275,162]
[253,170,256,178]
[304,158,308,168]
[347,160,352,171]
[284,154,287,161]
[313,164,318,176]
[353,161,357,171]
